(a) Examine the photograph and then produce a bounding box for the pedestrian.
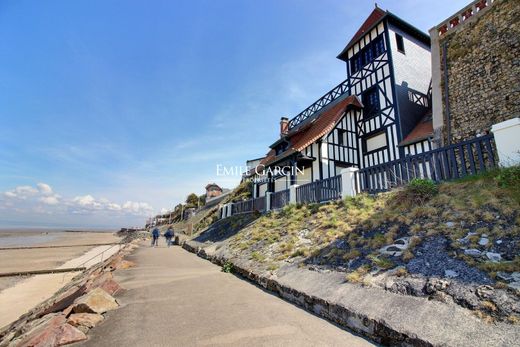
[151,227,160,247]
[164,227,174,247]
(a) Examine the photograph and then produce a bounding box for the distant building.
[205,183,223,202]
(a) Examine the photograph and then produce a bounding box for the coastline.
[0,231,122,329]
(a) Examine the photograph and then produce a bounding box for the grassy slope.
[226,168,520,285]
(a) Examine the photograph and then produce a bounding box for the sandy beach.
[0,230,122,329]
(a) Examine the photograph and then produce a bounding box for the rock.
[425,278,450,294]
[444,270,459,278]
[485,252,502,262]
[42,285,87,316]
[464,249,482,257]
[445,222,455,228]
[72,287,119,314]
[476,285,494,299]
[478,237,489,246]
[379,238,409,257]
[16,314,87,347]
[496,239,503,244]
[67,313,104,331]
[87,272,122,296]
[118,260,136,269]
[507,282,520,291]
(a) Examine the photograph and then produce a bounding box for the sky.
[0,0,469,228]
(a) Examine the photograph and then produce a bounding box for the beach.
[0,229,122,329]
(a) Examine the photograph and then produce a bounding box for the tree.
[198,194,206,207]
[185,193,199,207]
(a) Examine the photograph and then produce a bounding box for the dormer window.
[275,141,289,155]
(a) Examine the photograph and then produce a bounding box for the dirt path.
[82,243,374,346]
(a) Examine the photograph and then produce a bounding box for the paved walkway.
[83,243,374,346]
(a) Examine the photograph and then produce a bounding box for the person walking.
[151,227,160,247]
[164,227,174,247]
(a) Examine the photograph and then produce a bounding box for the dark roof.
[398,112,433,146]
[337,7,430,62]
[257,95,363,169]
[205,183,222,190]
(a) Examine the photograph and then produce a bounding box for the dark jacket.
[152,228,160,238]
[165,229,174,238]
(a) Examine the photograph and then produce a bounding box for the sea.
[0,227,115,248]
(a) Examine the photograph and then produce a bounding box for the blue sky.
[0,0,468,228]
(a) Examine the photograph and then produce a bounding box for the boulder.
[41,285,87,316]
[16,314,86,347]
[72,288,118,314]
[86,272,122,296]
[67,313,104,333]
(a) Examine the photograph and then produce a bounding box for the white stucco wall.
[274,176,288,192]
[388,24,431,94]
[297,166,312,185]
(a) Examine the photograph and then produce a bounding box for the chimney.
[280,117,289,137]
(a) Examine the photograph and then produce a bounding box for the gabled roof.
[337,7,430,62]
[257,95,363,169]
[398,112,433,146]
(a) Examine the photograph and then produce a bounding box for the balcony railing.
[287,79,350,130]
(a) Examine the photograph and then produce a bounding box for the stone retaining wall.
[434,0,520,144]
[181,241,431,346]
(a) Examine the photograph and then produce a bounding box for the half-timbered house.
[251,6,433,198]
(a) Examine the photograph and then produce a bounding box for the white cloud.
[1,182,154,218]
[4,185,39,199]
[40,195,60,205]
[37,183,53,195]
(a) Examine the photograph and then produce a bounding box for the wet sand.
[0,231,123,329]
[0,231,120,292]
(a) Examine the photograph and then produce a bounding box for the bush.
[495,166,520,203]
[221,261,234,273]
[405,178,438,204]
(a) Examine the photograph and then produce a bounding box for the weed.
[222,261,233,273]
[368,254,395,269]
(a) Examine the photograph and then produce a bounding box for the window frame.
[395,33,405,54]
[362,130,388,155]
[361,86,380,120]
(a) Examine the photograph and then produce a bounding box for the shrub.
[495,165,520,203]
[221,261,233,273]
[405,179,439,204]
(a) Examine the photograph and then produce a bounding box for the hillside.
[190,166,520,323]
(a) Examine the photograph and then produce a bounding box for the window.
[349,34,386,75]
[362,46,373,66]
[364,131,387,153]
[373,36,385,57]
[350,53,362,74]
[362,87,380,119]
[337,129,346,146]
[395,33,405,53]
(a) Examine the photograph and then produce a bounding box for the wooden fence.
[296,175,342,204]
[223,135,497,218]
[356,134,496,193]
[271,189,290,210]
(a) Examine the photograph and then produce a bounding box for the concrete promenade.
[82,243,374,346]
